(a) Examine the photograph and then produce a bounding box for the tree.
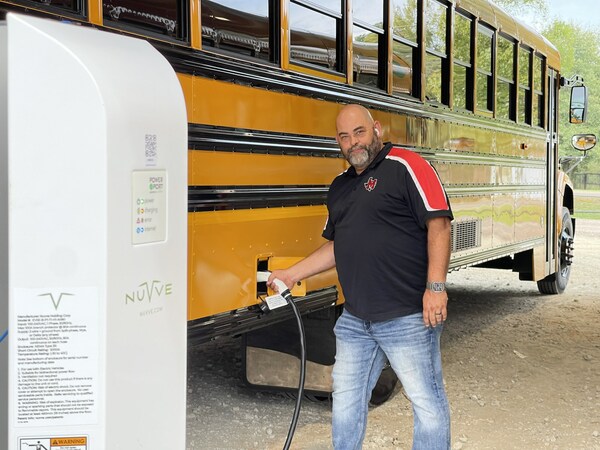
[495,0,600,178]
[542,21,600,176]
[491,0,548,17]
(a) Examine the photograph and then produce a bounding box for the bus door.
[545,68,559,274]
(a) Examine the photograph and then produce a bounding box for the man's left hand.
[423,289,448,327]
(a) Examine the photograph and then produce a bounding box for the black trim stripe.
[187,125,337,212]
[189,124,342,157]
[188,185,329,212]
[187,286,338,344]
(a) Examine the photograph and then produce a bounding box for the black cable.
[280,290,306,450]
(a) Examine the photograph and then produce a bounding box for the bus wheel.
[369,364,399,406]
[537,207,574,295]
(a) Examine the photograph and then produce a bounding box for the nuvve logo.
[39,292,74,311]
[125,280,172,305]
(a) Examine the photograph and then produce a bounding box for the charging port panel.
[255,257,307,298]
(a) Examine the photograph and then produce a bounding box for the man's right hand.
[267,270,296,293]
[265,240,336,294]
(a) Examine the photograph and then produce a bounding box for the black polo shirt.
[322,143,453,321]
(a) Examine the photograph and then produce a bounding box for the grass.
[574,191,600,220]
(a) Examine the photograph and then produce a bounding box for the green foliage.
[491,0,548,16]
[494,0,600,177]
[574,193,600,220]
[542,21,600,176]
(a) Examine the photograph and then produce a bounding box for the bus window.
[353,25,380,88]
[289,1,341,73]
[392,41,414,95]
[497,35,516,121]
[453,11,472,111]
[201,0,272,61]
[391,0,418,97]
[353,0,384,89]
[424,0,448,104]
[533,54,545,127]
[9,0,83,15]
[104,0,185,40]
[392,0,417,42]
[353,0,384,29]
[518,46,532,124]
[476,24,493,114]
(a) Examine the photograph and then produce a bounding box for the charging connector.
[256,271,306,450]
[257,271,292,313]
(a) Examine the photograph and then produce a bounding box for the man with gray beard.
[268,104,453,450]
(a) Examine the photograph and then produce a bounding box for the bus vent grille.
[451,219,481,253]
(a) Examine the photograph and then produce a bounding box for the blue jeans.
[332,309,450,450]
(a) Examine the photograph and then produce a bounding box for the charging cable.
[256,271,306,450]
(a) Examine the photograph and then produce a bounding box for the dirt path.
[187,219,600,449]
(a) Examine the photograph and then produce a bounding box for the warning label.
[51,437,87,447]
[13,287,99,427]
[19,436,87,450]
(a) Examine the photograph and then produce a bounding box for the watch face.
[428,282,445,292]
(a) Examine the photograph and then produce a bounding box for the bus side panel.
[186,75,340,136]
[515,191,545,242]
[187,206,338,320]
[188,151,347,187]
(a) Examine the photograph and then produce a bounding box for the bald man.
[269,104,452,449]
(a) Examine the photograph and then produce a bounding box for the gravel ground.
[186,219,600,450]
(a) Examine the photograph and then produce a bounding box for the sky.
[530,0,600,32]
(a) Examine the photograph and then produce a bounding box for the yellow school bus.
[1,0,588,393]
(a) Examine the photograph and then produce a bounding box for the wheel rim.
[559,227,574,278]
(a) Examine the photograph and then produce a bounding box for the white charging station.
[1,14,188,450]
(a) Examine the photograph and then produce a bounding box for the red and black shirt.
[322,143,453,321]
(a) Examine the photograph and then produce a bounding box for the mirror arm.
[561,75,585,87]
[560,154,587,175]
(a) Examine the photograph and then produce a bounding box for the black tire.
[284,365,400,406]
[537,207,574,294]
[369,365,399,406]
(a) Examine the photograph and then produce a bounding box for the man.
[268,104,452,449]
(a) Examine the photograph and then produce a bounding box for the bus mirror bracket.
[560,74,584,87]
[560,134,596,174]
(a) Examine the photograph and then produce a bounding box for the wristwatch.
[426,281,446,293]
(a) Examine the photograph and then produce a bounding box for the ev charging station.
[1,14,188,450]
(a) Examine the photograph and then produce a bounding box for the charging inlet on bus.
[256,271,288,312]
[256,257,306,306]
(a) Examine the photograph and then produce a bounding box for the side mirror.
[569,85,588,124]
[571,134,596,152]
